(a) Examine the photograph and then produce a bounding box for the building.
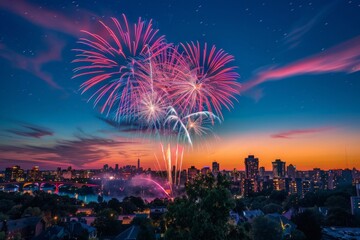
[29,166,41,181]
[187,166,199,181]
[241,178,255,197]
[4,168,12,181]
[212,161,220,174]
[351,196,360,216]
[322,227,360,240]
[103,164,109,171]
[201,166,211,175]
[302,180,311,197]
[287,164,296,179]
[259,167,265,178]
[0,217,45,240]
[242,210,264,222]
[290,178,303,195]
[273,178,291,192]
[272,159,286,178]
[244,155,259,179]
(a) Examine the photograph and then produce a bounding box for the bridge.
[0,181,100,193]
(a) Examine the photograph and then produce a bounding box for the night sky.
[1,0,360,170]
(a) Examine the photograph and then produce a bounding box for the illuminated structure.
[272,159,286,178]
[187,166,199,181]
[201,166,211,175]
[212,161,220,175]
[287,164,296,179]
[244,155,259,179]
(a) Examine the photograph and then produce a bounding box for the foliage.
[132,217,156,240]
[262,203,283,214]
[92,208,122,236]
[165,173,235,240]
[325,207,354,227]
[250,216,283,240]
[292,209,323,240]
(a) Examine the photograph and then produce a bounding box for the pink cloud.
[0,1,97,38]
[0,1,102,89]
[0,36,65,89]
[242,35,360,92]
[271,127,334,139]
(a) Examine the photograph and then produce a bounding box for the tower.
[272,159,286,178]
[212,161,220,174]
[245,155,259,179]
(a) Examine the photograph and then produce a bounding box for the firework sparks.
[73,14,166,119]
[73,14,241,196]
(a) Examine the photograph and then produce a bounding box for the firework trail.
[73,14,240,196]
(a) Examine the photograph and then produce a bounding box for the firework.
[73,15,241,196]
[72,14,167,119]
[170,42,241,118]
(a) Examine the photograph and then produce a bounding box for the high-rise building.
[259,167,265,178]
[7,165,24,182]
[201,166,211,175]
[212,162,220,174]
[302,180,311,197]
[241,178,255,197]
[287,164,296,179]
[29,166,40,181]
[5,168,12,181]
[188,166,199,181]
[137,159,140,170]
[272,159,286,178]
[103,164,109,171]
[245,155,259,179]
[115,164,119,171]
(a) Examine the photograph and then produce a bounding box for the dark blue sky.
[0,0,359,170]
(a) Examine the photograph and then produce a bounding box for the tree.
[269,190,287,204]
[250,216,282,240]
[22,207,42,217]
[132,217,155,240]
[108,198,123,214]
[234,199,246,214]
[325,195,349,210]
[92,208,122,236]
[165,173,235,240]
[262,203,283,214]
[292,209,322,240]
[326,207,354,227]
[288,229,306,240]
[283,194,300,211]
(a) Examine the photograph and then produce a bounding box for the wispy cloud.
[242,35,360,92]
[0,0,99,89]
[271,127,334,139]
[0,0,97,38]
[284,2,335,49]
[0,36,65,89]
[7,124,53,138]
[0,133,139,168]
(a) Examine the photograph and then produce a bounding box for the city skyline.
[1,155,358,172]
[1,0,360,171]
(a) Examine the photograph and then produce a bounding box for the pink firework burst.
[170,41,241,118]
[72,14,167,119]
